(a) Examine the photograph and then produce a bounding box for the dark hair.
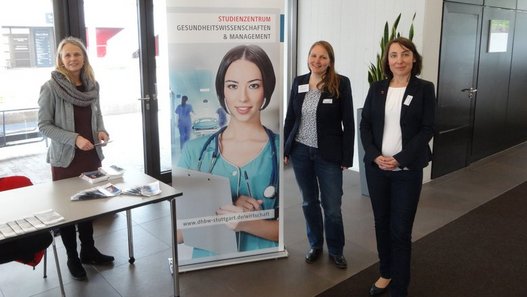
[308,40,340,97]
[215,45,276,112]
[382,37,422,79]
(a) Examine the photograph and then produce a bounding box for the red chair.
[0,176,52,277]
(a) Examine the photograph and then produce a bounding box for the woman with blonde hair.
[38,36,114,280]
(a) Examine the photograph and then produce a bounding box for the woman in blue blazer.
[360,37,435,297]
[284,41,354,269]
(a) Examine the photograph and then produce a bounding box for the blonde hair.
[308,40,340,97]
[55,36,95,84]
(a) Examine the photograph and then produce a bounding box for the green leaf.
[409,12,416,40]
[383,22,389,47]
[392,13,401,39]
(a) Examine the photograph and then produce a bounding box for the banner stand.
[166,0,288,270]
[176,250,289,273]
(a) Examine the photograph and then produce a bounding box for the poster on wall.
[488,19,509,53]
[166,0,287,270]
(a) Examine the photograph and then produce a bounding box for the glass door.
[0,0,170,183]
[83,0,145,174]
[0,0,55,184]
[83,0,171,181]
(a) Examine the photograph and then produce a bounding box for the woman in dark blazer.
[284,40,354,269]
[360,37,435,297]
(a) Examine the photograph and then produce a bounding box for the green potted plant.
[367,13,416,84]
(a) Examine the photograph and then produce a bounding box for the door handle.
[461,88,477,99]
[138,94,151,101]
[137,94,157,111]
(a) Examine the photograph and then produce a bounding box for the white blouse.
[381,87,405,157]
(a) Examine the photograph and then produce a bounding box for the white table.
[0,171,183,297]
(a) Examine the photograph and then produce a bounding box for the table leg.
[50,229,66,297]
[170,198,180,297]
[126,209,135,264]
[43,249,47,278]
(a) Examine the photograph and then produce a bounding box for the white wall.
[296,0,442,180]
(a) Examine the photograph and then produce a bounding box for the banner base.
[170,249,288,273]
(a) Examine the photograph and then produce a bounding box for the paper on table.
[16,219,38,233]
[99,165,124,176]
[79,165,123,184]
[25,216,46,229]
[0,223,17,238]
[7,221,25,235]
[70,183,122,201]
[34,209,65,225]
[122,181,161,197]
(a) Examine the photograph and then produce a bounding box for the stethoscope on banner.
[196,125,278,200]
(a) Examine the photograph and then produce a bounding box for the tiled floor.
[2,141,527,297]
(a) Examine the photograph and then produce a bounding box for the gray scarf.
[50,70,98,107]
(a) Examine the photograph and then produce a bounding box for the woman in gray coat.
[38,36,114,280]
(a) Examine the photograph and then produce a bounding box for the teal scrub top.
[178,129,279,257]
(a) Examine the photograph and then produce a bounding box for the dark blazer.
[284,73,355,168]
[359,76,436,170]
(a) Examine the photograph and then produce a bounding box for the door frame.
[432,1,482,178]
[53,0,168,182]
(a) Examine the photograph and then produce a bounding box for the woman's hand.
[234,195,263,212]
[75,135,94,151]
[283,156,289,166]
[374,155,400,171]
[217,203,279,241]
[216,204,244,230]
[97,131,110,145]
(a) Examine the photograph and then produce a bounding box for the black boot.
[80,247,114,265]
[67,256,87,280]
[60,225,87,280]
[77,221,114,265]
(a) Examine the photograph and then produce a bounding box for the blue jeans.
[365,164,423,297]
[290,142,345,256]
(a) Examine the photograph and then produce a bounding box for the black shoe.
[329,254,347,269]
[67,257,87,280]
[369,283,389,296]
[80,248,114,265]
[305,248,323,263]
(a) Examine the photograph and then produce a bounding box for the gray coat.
[38,80,107,168]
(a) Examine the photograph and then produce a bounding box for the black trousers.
[365,165,423,297]
[60,220,95,258]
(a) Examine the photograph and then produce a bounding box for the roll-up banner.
[167,0,288,271]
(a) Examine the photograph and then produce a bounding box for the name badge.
[404,95,413,106]
[298,84,309,93]
[322,98,333,104]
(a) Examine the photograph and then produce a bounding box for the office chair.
[0,175,52,277]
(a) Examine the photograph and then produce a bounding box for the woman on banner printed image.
[38,36,114,280]
[178,44,279,255]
